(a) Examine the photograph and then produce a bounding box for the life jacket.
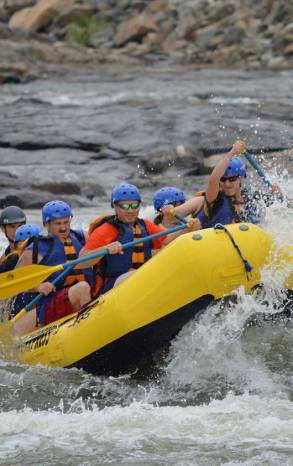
[0,239,30,273]
[10,230,92,323]
[197,189,263,228]
[0,246,19,273]
[89,215,152,295]
[33,229,92,289]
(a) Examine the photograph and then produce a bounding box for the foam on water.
[0,394,293,465]
[0,170,292,465]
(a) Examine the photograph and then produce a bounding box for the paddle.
[174,213,188,224]
[0,220,191,306]
[244,151,284,202]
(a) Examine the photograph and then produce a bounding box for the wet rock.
[140,146,208,175]
[114,13,158,47]
[32,181,81,195]
[174,145,209,174]
[0,170,18,180]
[81,183,106,200]
[90,148,123,160]
[0,189,55,209]
[140,147,175,174]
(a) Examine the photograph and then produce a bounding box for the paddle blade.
[0,264,64,300]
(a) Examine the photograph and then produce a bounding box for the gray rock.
[1,0,36,18]
[81,183,106,200]
[0,22,12,39]
[32,181,81,195]
[0,189,55,209]
[140,147,175,174]
[222,26,246,46]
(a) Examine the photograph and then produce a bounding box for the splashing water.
[0,170,292,465]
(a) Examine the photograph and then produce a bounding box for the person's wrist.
[226,150,234,159]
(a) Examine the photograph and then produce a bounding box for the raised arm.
[206,140,247,203]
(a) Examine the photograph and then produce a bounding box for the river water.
[0,67,293,465]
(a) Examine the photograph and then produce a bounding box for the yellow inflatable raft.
[16,223,292,375]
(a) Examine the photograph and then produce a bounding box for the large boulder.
[115,13,158,47]
[9,0,74,33]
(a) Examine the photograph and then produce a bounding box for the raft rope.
[214,224,253,280]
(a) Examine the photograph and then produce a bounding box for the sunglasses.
[220,175,239,183]
[117,202,141,210]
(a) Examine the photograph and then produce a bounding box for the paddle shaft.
[174,213,188,224]
[17,221,189,315]
[244,151,272,188]
[244,151,284,203]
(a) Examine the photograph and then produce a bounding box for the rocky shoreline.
[0,0,293,83]
[1,66,292,209]
[0,1,292,208]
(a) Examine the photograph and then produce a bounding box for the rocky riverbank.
[1,67,292,208]
[0,0,293,83]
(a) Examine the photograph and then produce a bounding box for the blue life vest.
[197,190,263,229]
[105,220,152,277]
[11,230,92,324]
[33,229,92,289]
[92,216,152,294]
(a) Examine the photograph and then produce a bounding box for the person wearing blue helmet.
[80,183,198,296]
[14,224,42,243]
[13,200,92,336]
[153,187,186,228]
[195,140,275,228]
[162,139,281,228]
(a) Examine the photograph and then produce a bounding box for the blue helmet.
[111,183,141,207]
[42,200,73,225]
[14,224,42,242]
[224,157,247,177]
[153,187,186,212]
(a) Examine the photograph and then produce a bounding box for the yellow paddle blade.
[0,264,64,300]
[10,308,26,324]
